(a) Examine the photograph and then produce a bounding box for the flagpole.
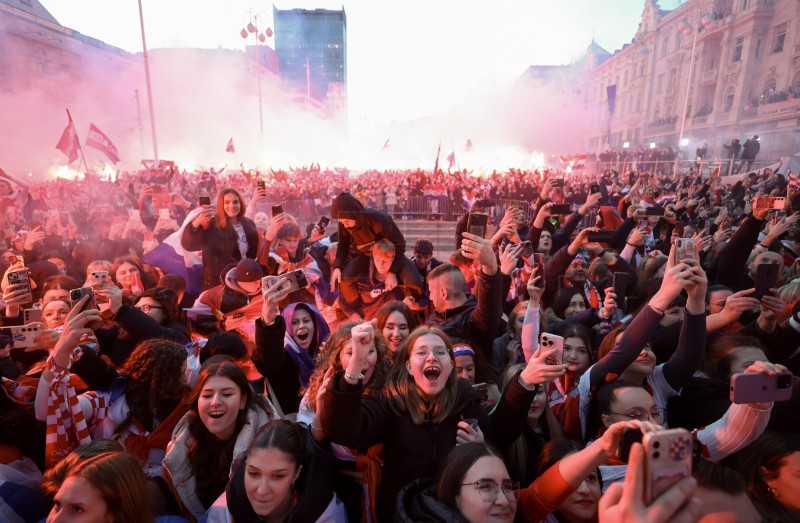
[138,0,159,162]
[67,109,91,175]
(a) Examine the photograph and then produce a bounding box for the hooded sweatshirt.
[330,192,407,274]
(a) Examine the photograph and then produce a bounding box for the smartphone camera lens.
[653,441,660,449]
[653,451,660,459]
[777,374,792,389]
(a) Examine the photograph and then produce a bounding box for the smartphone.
[697,217,706,230]
[590,184,601,194]
[257,180,266,190]
[129,209,141,222]
[588,231,615,243]
[9,324,42,350]
[466,213,489,239]
[550,179,564,188]
[754,263,780,300]
[638,218,649,229]
[8,255,24,268]
[753,195,787,211]
[158,208,171,220]
[69,287,101,330]
[539,333,564,365]
[613,272,630,305]
[59,211,69,227]
[619,427,644,463]
[532,253,545,288]
[278,269,308,293]
[520,240,533,258]
[643,428,693,505]
[550,204,572,215]
[317,216,330,231]
[88,270,110,288]
[730,371,793,403]
[472,382,489,403]
[7,270,32,298]
[474,199,496,209]
[645,206,665,216]
[674,221,686,237]
[23,308,42,324]
[674,238,697,262]
[198,196,212,207]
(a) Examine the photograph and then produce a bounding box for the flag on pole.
[433,142,441,174]
[447,151,456,170]
[85,124,120,164]
[226,138,235,153]
[381,138,390,151]
[55,113,80,164]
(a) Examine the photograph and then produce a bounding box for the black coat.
[396,478,467,523]
[320,373,535,521]
[181,216,260,291]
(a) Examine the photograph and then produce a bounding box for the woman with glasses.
[397,419,650,523]
[89,285,191,367]
[319,323,553,521]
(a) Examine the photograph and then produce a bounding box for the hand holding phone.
[466,213,488,239]
[730,369,793,403]
[539,333,564,365]
[643,428,693,505]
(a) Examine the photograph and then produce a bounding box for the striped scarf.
[44,348,108,469]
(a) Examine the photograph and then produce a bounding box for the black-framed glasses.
[136,304,163,313]
[608,407,666,422]
[461,479,520,503]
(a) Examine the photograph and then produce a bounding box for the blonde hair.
[372,238,395,256]
[384,327,459,425]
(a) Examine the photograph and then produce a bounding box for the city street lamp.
[675,10,715,176]
[240,16,273,141]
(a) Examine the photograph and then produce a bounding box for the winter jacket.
[181,216,260,291]
[425,267,505,358]
[163,402,278,520]
[92,304,191,367]
[396,478,468,523]
[331,192,407,274]
[198,427,346,523]
[319,372,536,521]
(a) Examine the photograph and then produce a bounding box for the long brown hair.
[384,326,459,425]
[215,188,246,229]
[305,321,391,413]
[118,339,188,434]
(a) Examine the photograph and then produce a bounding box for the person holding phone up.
[181,188,260,292]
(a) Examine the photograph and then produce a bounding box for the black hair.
[436,442,504,510]
[199,331,248,364]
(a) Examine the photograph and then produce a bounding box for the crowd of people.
[1,158,799,522]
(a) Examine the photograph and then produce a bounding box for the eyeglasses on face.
[411,347,450,359]
[608,407,666,422]
[461,479,520,503]
[135,304,164,313]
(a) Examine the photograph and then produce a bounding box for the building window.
[662,35,670,57]
[755,39,761,58]
[773,25,787,53]
[669,68,678,88]
[636,94,642,112]
[733,36,744,62]
[742,0,750,10]
[623,70,629,86]
[724,87,735,112]
[657,75,664,93]
[676,31,683,51]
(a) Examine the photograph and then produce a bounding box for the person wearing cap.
[188,258,265,341]
[181,188,261,292]
[330,192,423,320]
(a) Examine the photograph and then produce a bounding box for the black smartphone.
[645,206,665,216]
[550,204,572,215]
[271,204,284,217]
[466,213,489,239]
[257,180,266,190]
[550,179,564,188]
[613,272,630,305]
[674,220,686,237]
[532,253,545,288]
[317,216,330,230]
[590,184,601,194]
[754,263,780,300]
[588,231,614,243]
[474,199,496,208]
[619,427,644,463]
[69,287,101,330]
[198,196,211,206]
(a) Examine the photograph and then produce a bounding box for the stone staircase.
[395,219,459,262]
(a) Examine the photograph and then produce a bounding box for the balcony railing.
[757,98,800,117]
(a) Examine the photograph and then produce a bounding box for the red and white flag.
[788,169,799,191]
[55,113,80,164]
[226,137,235,153]
[85,124,120,164]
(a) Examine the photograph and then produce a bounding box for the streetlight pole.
[137,0,159,163]
[675,22,699,177]
[241,17,272,142]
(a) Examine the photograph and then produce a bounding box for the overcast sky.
[43,0,678,128]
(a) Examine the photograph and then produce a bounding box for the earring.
[767,485,779,498]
